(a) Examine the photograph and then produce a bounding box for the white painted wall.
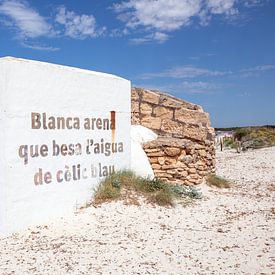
[131,125,157,178]
[0,57,131,235]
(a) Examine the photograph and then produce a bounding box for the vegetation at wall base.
[93,170,202,207]
[170,184,202,199]
[206,174,231,188]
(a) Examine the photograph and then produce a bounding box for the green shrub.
[231,126,275,149]
[234,128,251,141]
[223,138,236,149]
[170,184,202,199]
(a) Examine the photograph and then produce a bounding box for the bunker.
[0,57,131,235]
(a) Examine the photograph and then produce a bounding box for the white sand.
[0,147,274,274]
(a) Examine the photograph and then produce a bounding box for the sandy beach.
[0,147,274,274]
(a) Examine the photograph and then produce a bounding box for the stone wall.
[131,87,215,185]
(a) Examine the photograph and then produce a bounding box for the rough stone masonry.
[131,87,215,185]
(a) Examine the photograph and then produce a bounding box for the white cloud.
[236,91,250,97]
[140,65,228,79]
[113,0,246,31]
[206,0,237,15]
[110,28,129,37]
[113,0,202,32]
[0,1,107,50]
[180,80,215,89]
[133,81,218,94]
[176,81,218,94]
[113,0,269,43]
[240,64,275,73]
[55,6,105,39]
[130,32,169,44]
[138,64,275,81]
[21,41,59,51]
[0,1,106,40]
[239,64,275,77]
[244,0,268,7]
[0,0,53,38]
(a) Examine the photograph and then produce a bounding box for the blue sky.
[0,0,274,127]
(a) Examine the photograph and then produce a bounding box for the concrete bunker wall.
[0,57,131,235]
[131,87,215,185]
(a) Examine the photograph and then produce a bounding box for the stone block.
[155,172,171,178]
[183,126,208,142]
[160,119,185,137]
[175,108,210,126]
[206,153,213,160]
[196,160,206,166]
[161,164,177,170]
[178,150,186,159]
[153,106,173,119]
[131,114,140,125]
[198,149,207,157]
[131,88,141,101]
[159,95,191,110]
[142,90,160,104]
[187,174,200,181]
[175,161,188,169]
[185,146,194,155]
[131,100,140,113]
[158,157,165,165]
[146,151,164,157]
[141,116,161,130]
[140,102,152,115]
[149,157,158,164]
[166,169,176,174]
[198,170,208,176]
[151,164,161,170]
[145,148,162,153]
[180,155,193,164]
[179,171,188,177]
[164,147,181,157]
[188,168,197,174]
[164,157,177,165]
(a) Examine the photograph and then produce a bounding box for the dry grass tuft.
[93,180,120,201]
[153,189,174,206]
[206,174,231,188]
[93,170,202,207]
